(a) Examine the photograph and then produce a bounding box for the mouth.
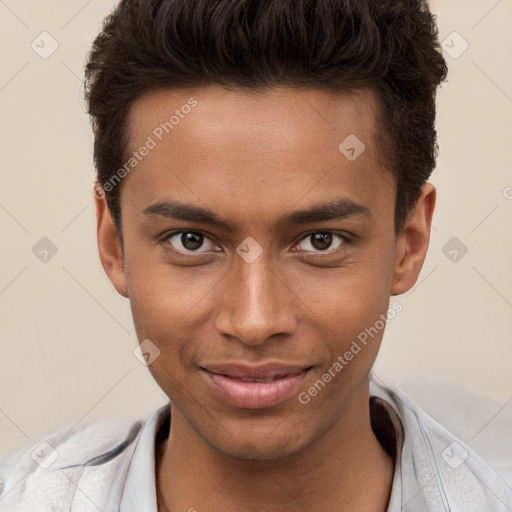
[199,363,314,409]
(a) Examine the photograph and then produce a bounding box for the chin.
[204,426,310,461]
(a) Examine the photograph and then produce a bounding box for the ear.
[391,183,436,296]
[94,184,129,298]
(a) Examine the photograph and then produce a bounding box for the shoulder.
[0,413,144,510]
[370,375,512,510]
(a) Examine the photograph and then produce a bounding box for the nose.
[215,251,297,346]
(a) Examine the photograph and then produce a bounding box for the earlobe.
[391,183,436,296]
[94,184,129,298]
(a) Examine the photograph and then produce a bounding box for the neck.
[156,383,394,512]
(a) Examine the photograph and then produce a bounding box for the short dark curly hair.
[84,0,448,239]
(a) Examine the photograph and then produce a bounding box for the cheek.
[125,263,215,398]
[291,259,393,329]
[286,249,395,370]
[125,255,217,342]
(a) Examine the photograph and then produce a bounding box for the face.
[96,85,434,460]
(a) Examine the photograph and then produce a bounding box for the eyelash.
[159,230,352,256]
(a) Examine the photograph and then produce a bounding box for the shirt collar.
[119,403,170,511]
[119,379,406,511]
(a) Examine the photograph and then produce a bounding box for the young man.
[1,0,511,510]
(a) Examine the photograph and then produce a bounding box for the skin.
[95,85,435,512]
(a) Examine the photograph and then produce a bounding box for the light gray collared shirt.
[1,377,511,511]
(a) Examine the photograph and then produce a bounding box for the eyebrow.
[141,197,371,231]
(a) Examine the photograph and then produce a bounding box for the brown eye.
[296,232,345,252]
[181,232,203,250]
[165,231,218,253]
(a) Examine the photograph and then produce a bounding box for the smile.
[199,365,313,409]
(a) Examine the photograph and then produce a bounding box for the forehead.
[127,85,383,154]
[121,85,395,221]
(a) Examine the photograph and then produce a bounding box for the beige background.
[1,0,511,455]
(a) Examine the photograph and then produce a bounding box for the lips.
[199,362,313,409]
